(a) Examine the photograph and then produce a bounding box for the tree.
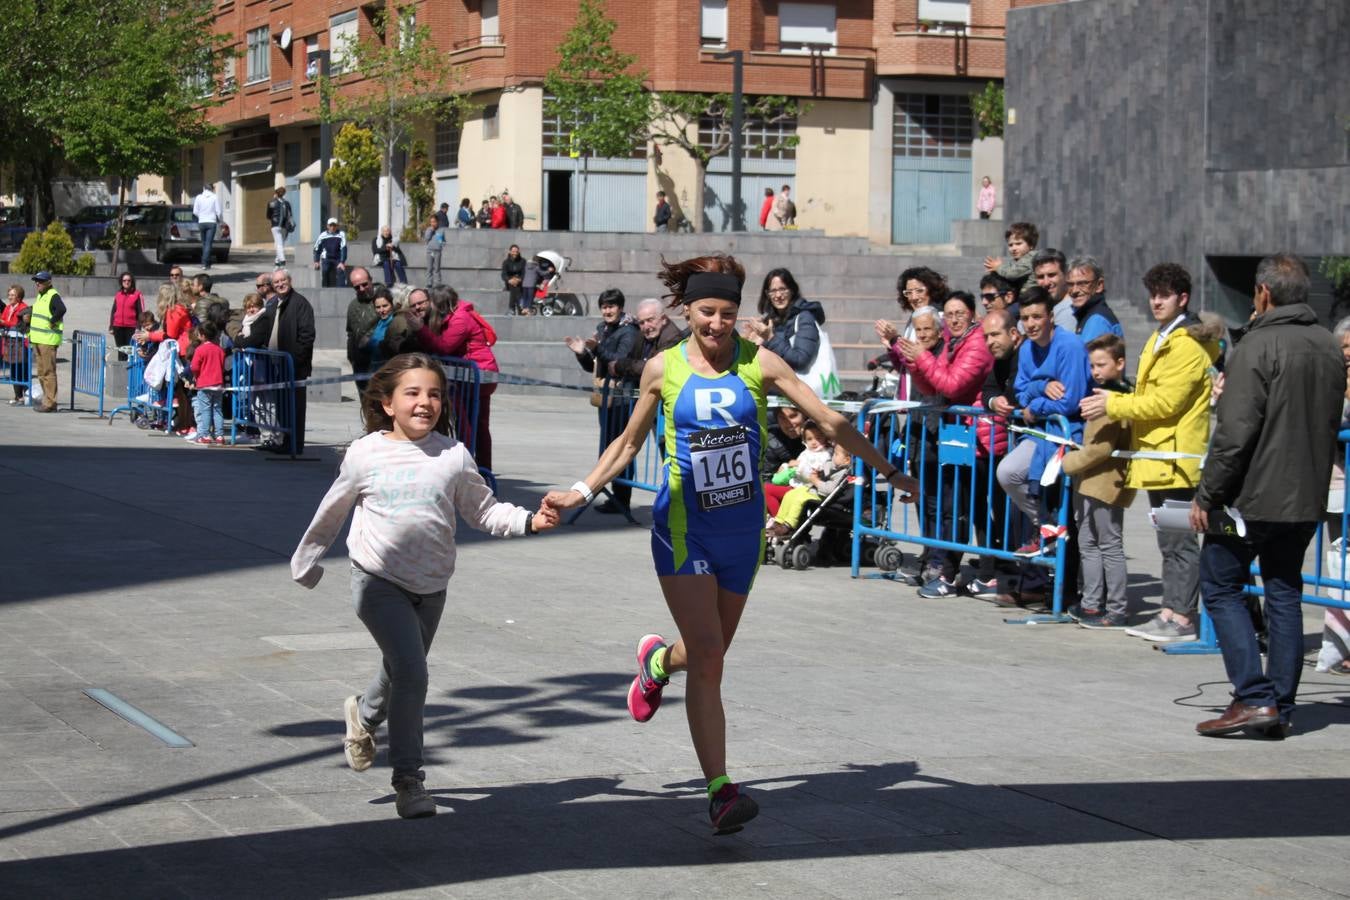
[327,124,381,237]
[403,140,434,241]
[320,4,470,232]
[544,0,651,231]
[970,81,1005,140]
[57,2,227,276]
[647,93,804,233]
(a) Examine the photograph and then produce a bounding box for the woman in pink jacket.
[415,284,499,470]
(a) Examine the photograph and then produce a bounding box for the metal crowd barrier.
[229,348,297,457]
[0,329,30,405]
[108,345,178,430]
[851,399,1076,621]
[435,356,496,494]
[1166,428,1350,657]
[69,330,106,416]
[569,376,666,525]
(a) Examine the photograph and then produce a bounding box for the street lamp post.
[712,49,744,232]
[318,50,332,227]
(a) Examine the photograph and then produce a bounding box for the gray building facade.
[1003,0,1349,325]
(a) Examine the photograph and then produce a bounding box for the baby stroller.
[519,250,586,317]
[764,474,900,572]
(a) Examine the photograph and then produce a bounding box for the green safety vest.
[29,287,63,347]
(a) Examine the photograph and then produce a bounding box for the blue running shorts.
[651,527,763,596]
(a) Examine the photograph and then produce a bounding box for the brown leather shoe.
[1196,701,1279,736]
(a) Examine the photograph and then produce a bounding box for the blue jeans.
[381,258,407,285]
[351,565,446,785]
[1201,520,1317,724]
[320,259,347,287]
[199,223,216,267]
[191,388,222,438]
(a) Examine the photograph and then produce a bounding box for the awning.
[230,156,275,178]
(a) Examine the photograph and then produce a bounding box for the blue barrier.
[568,377,666,525]
[435,356,497,494]
[1165,429,1350,657]
[229,348,297,457]
[851,400,1075,621]
[0,329,30,405]
[108,344,178,430]
[69,330,106,416]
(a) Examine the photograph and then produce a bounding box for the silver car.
[128,205,233,264]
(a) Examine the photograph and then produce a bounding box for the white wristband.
[570,481,594,503]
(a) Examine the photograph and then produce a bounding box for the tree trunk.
[109,179,128,279]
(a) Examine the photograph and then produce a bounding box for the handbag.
[590,362,614,409]
[792,315,841,399]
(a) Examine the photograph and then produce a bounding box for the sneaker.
[1079,611,1128,630]
[1124,614,1167,639]
[213,436,226,445]
[1014,538,1054,557]
[1066,603,1101,623]
[1137,618,1197,643]
[709,782,759,835]
[394,779,437,819]
[917,576,957,599]
[965,578,998,599]
[343,695,376,771]
[181,430,199,441]
[626,634,669,723]
[195,436,213,446]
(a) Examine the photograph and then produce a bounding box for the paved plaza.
[1,326,1348,898]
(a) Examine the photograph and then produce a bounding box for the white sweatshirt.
[291,430,529,594]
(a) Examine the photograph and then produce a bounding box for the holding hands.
[531,500,560,533]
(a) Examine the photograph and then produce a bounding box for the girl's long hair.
[361,353,452,437]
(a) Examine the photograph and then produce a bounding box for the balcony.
[450,34,506,64]
[704,44,875,100]
[883,20,1006,78]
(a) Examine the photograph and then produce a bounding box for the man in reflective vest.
[28,271,65,412]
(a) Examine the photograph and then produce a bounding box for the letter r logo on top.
[693,388,737,425]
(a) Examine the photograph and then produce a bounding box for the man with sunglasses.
[344,267,377,393]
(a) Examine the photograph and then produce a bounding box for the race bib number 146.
[688,426,754,511]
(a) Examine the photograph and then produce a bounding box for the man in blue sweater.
[1067,255,1123,344]
[313,217,349,287]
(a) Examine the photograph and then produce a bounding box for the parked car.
[0,206,30,249]
[127,205,232,264]
[59,204,157,251]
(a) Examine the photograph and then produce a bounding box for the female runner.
[545,255,917,834]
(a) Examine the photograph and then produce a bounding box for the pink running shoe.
[626,633,669,723]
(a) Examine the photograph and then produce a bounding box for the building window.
[246,26,271,83]
[330,10,358,75]
[305,37,320,80]
[701,0,728,48]
[541,94,646,159]
[435,116,461,169]
[399,10,416,49]
[481,0,500,42]
[918,0,972,28]
[482,104,499,140]
[699,106,798,160]
[892,93,974,159]
[778,3,836,53]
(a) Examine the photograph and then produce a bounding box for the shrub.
[14,222,81,275]
[73,254,96,277]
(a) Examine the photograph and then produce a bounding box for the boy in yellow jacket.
[1063,334,1136,628]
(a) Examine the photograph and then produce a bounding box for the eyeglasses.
[1066,279,1097,289]
[255,282,270,289]
[169,272,183,279]
[980,292,1000,301]
[901,289,927,298]
[767,287,791,296]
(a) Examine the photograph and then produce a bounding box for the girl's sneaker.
[195,436,213,446]
[181,430,198,441]
[626,634,669,723]
[213,436,227,445]
[709,783,758,835]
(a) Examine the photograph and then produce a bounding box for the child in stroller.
[515,250,585,317]
[765,441,859,569]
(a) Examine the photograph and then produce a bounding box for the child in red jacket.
[188,321,227,445]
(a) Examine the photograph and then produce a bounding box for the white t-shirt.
[291,430,529,594]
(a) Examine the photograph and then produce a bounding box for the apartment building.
[173,0,1030,247]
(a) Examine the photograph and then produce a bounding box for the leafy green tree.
[327,124,382,238]
[320,5,470,232]
[647,94,804,232]
[544,0,650,230]
[58,3,226,275]
[970,81,1005,139]
[403,140,435,240]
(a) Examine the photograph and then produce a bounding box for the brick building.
[160,0,1031,246]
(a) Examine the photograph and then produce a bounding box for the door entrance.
[546,171,571,231]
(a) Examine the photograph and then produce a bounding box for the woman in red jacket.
[414,284,499,470]
[141,283,195,432]
[109,273,144,360]
[489,196,507,230]
[2,284,30,405]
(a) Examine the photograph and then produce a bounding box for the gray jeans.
[1075,493,1128,617]
[426,243,443,287]
[996,439,1040,526]
[351,565,447,784]
[1148,488,1200,617]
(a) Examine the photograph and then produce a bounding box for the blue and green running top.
[652,336,768,537]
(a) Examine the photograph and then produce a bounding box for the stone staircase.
[295,225,1162,393]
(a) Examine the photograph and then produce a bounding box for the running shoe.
[1066,602,1100,623]
[709,782,759,835]
[1078,611,1128,630]
[626,634,669,723]
[917,576,957,599]
[965,578,998,599]
[343,694,376,771]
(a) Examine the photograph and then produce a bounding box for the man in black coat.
[1191,254,1346,739]
[237,268,316,454]
[501,191,524,229]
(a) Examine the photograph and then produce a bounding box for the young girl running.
[545,256,917,834]
[292,353,558,818]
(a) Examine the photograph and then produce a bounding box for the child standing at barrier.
[291,353,559,819]
[1061,334,1135,628]
[187,321,226,445]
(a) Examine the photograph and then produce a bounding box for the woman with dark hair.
[544,254,917,836]
[413,284,500,470]
[109,272,144,361]
[457,198,475,228]
[740,268,825,377]
[874,266,950,400]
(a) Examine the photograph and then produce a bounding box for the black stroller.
[764,474,898,571]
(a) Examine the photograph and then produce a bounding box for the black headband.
[684,272,742,304]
